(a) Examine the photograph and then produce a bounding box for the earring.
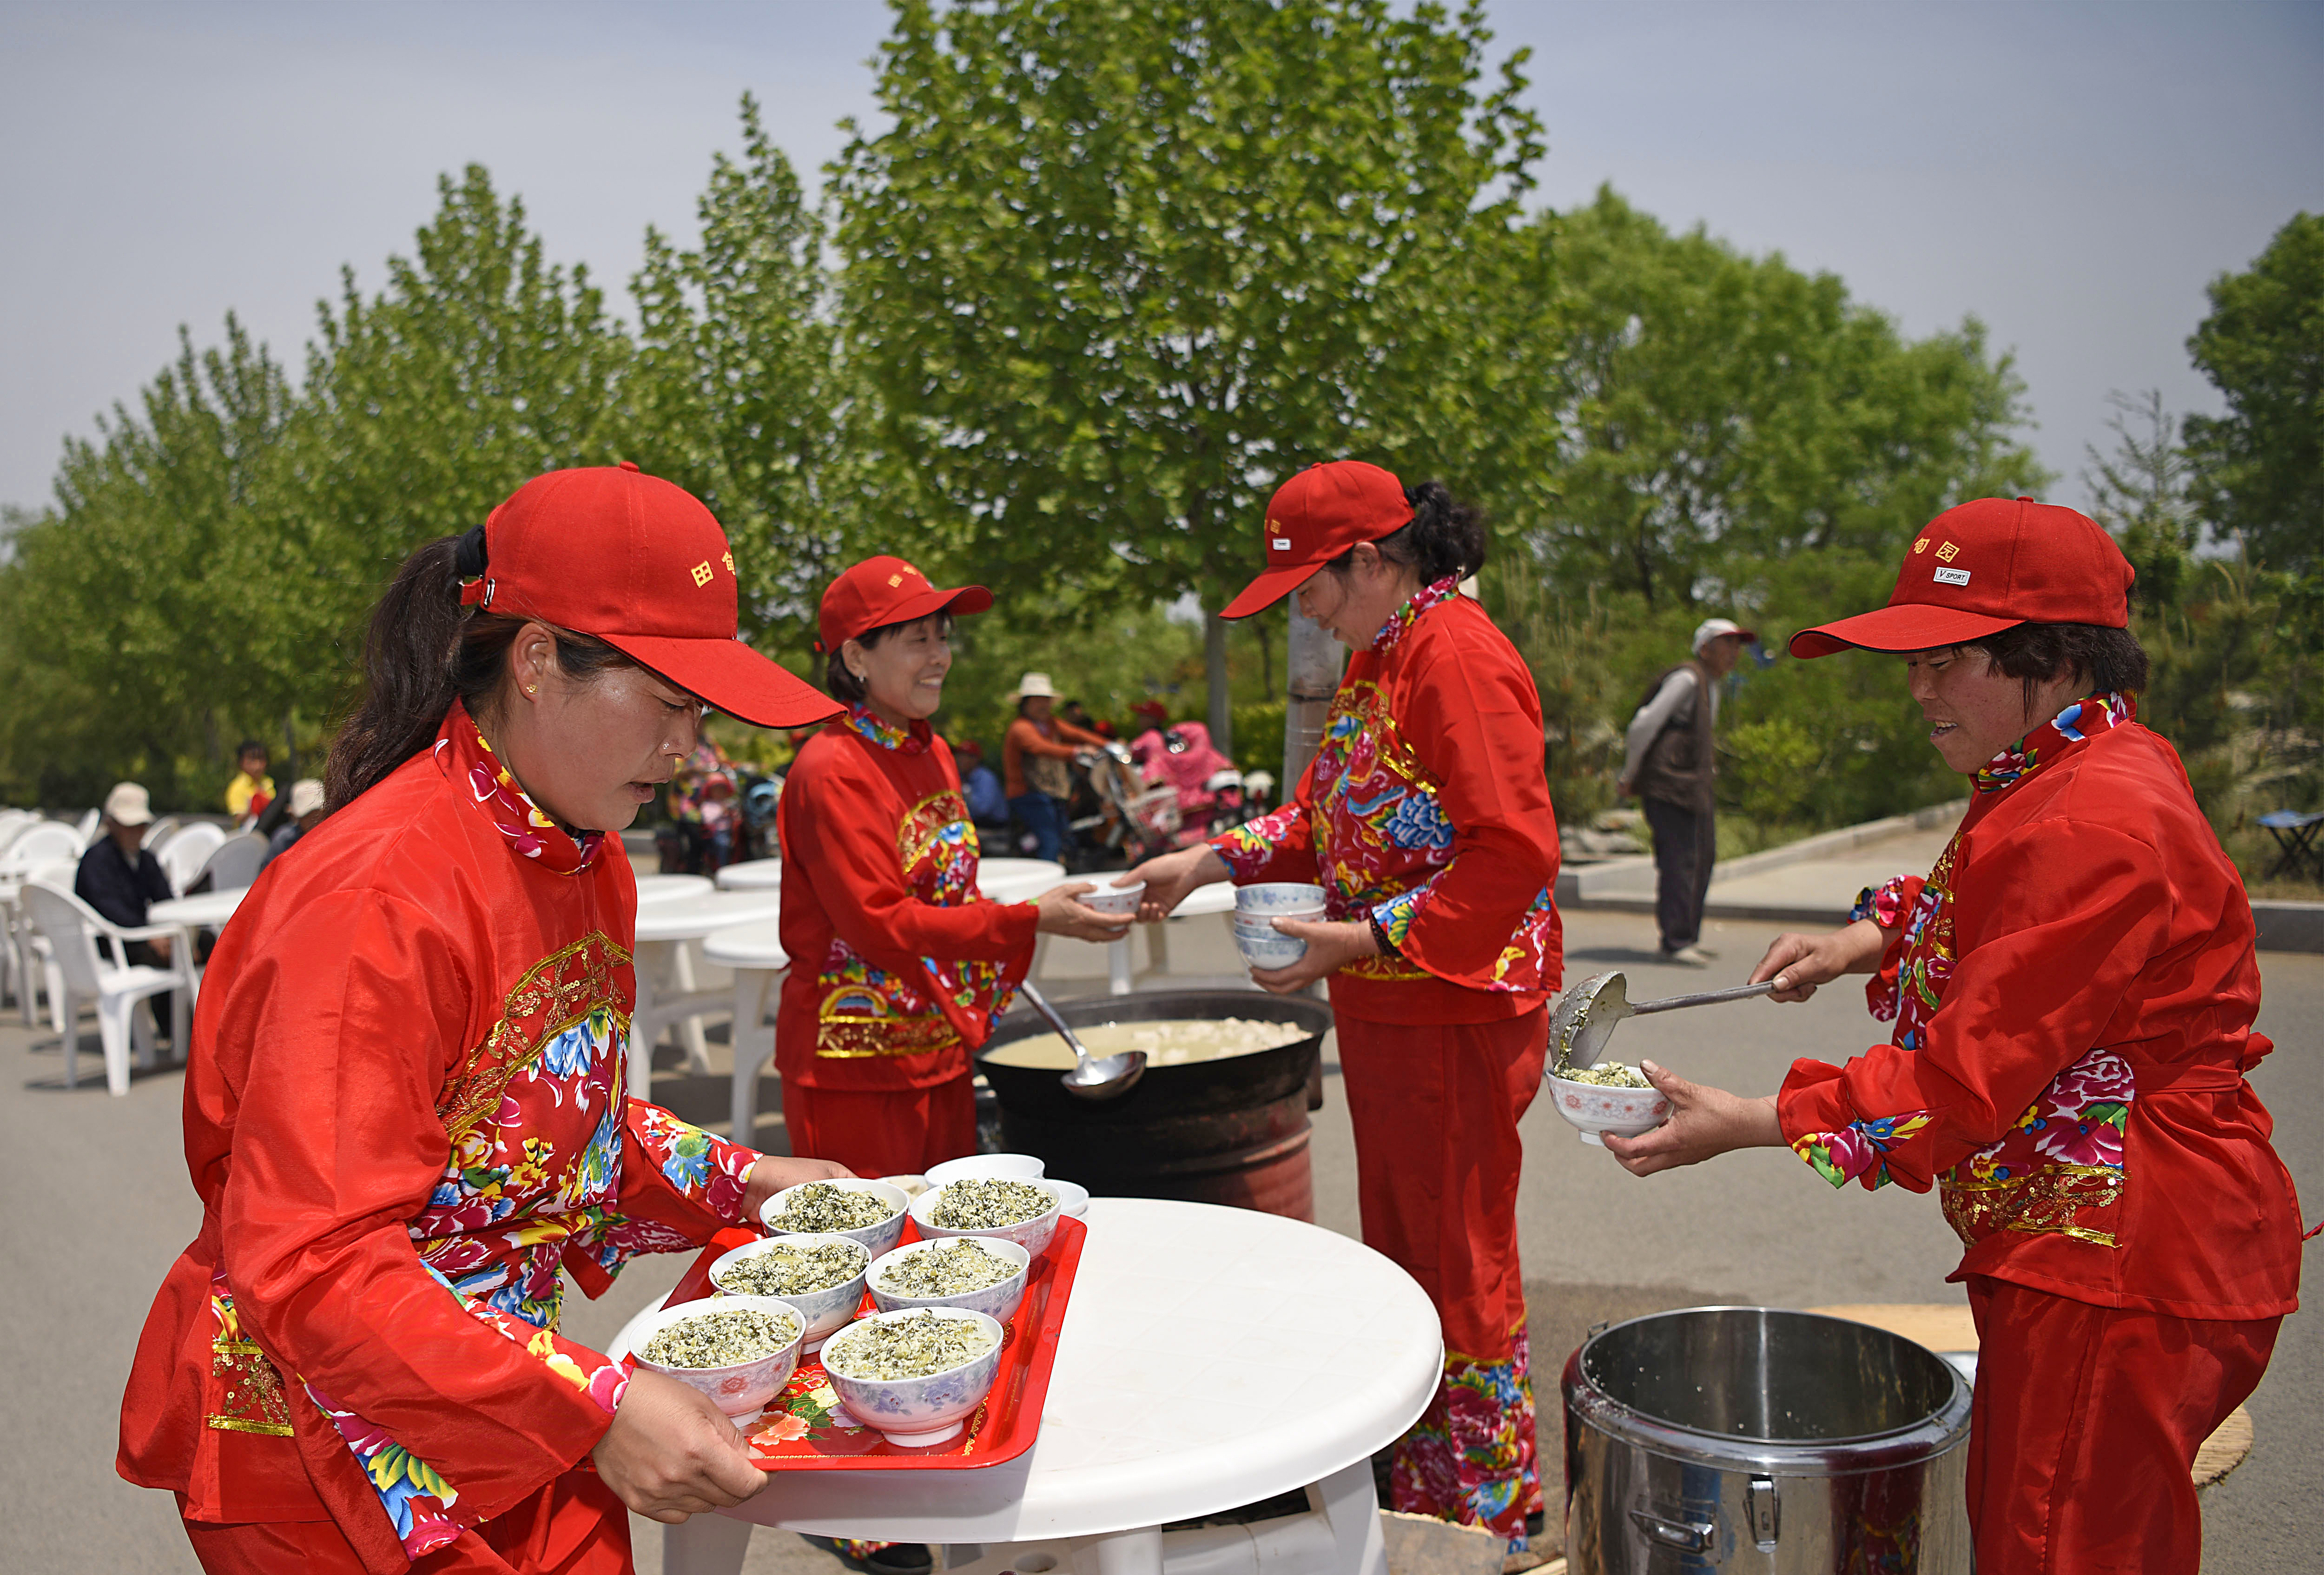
[523,685,537,696]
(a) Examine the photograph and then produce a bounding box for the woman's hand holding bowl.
[1248,917,1378,994]
[1122,845,1229,921]
[590,1368,767,1523]
[1033,882,1136,943]
[1600,1060,1783,1175]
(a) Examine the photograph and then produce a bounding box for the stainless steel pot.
[1562,1307,1972,1572]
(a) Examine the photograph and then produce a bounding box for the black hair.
[1325,480,1486,585]
[1962,622,2151,712]
[824,611,953,706]
[236,739,267,761]
[326,534,638,811]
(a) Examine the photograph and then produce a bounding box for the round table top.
[687,1196,1442,1542]
[714,861,785,891]
[632,889,786,943]
[635,874,715,904]
[976,857,1068,905]
[1166,882,1239,919]
[700,918,788,971]
[149,888,248,928]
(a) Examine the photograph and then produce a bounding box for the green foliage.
[2185,212,2324,575]
[2083,390,2200,611]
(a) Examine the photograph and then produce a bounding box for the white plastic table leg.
[728,966,780,1141]
[673,940,714,1072]
[664,1509,754,1575]
[1108,934,1134,996]
[1076,1526,1163,1575]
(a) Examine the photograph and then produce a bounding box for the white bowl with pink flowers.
[1546,1065,1672,1146]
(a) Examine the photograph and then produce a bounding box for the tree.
[2083,389,2198,610]
[2185,212,2324,575]
[1532,188,2045,609]
[627,96,852,662]
[831,0,1543,751]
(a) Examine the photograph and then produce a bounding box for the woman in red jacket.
[119,465,851,1573]
[1609,497,2304,1573]
[775,558,1130,1178]
[1132,461,1563,1551]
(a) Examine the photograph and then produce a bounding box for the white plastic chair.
[2,825,85,1023]
[140,816,184,852]
[158,822,228,893]
[196,832,267,894]
[73,808,100,847]
[23,879,190,1095]
[0,809,33,854]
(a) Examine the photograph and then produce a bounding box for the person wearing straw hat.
[119,464,856,1572]
[1002,671,1106,862]
[777,557,1130,1179]
[1617,616,1754,966]
[1128,460,1564,1552]
[1604,497,2303,1572]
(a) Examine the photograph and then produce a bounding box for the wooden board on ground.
[1380,1510,1505,1575]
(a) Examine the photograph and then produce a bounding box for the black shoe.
[1525,1509,1545,1539]
[865,1547,933,1575]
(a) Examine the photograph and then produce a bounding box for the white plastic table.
[976,858,1067,904]
[714,862,785,892]
[637,874,716,905]
[629,890,786,1096]
[148,888,251,1009]
[698,918,788,1140]
[623,1197,1440,1575]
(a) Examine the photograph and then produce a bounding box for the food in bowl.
[824,1309,999,1382]
[711,1238,868,1297]
[766,1181,903,1234]
[640,1305,804,1370]
[928,1177,1054,1231]
[1546,1064,1673,1146]
[876,1239,1020,1299]
[981,1017,1307,1071]
[924,1152,1044,1184]
[1558,1061,1652,1089]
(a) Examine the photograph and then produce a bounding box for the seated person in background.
[260,779,329,871]
[74,781,175,1038]
[224,740,275,826]
[956,740,1010,832]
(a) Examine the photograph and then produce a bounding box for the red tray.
[656,1214,1085,1472]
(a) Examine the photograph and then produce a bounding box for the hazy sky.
[5,0,2320,523]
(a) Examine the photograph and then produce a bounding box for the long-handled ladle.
[1018,980,1147,1101]
[1548,970,1777,1074]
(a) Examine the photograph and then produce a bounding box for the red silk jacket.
[1779,696,2303,1320]
[1213,578,1563,1025]
[776,708,1039,1092]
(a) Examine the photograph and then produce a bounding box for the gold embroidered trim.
[205,1339,294,1437]
[438,932,633,1141]
[1941,1163,2124,1249]
[1339,954,1433,982]
[815,1008,963,1059]
[896,790,978,877]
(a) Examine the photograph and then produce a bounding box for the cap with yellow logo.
[459,462,838,727]
[817,556,994,655]
[1221,460,1416,620]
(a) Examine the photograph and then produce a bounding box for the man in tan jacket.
[1618,619,1751,966]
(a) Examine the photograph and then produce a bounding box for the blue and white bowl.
[627,1295,805,1424]
[866,1236,1031,1323]
[1235,881,1327,915]
[1233,920,1309,971]
[759,1178,911,1258]
[909,1177,1063,1259]
[820,1306,1007,1447]
[708,1232,872,1350]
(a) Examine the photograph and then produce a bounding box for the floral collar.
[1974,692,2134,794]
[432,701,606,874]
[845,703,932,756]
[1372,574,1463,654]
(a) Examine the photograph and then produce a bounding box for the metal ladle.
[1549,970,1777,1074]
[1018,980,1147,1101]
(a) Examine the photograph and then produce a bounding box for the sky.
[4,0,2321,523]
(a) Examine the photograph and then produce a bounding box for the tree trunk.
[1207,612,1232,760]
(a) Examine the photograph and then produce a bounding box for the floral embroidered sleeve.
[1210,800,1320,884]
[568,1101,761,1296]
[1849,875,1923,1023]
[1776,821,2169,1196]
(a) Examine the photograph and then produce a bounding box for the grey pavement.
[4,906,2315,1572]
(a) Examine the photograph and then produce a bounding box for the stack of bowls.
[1231,881,1327,970]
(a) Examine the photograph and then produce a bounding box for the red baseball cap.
[818,556,993,652]
[1220,461,1416,620]
[1790,496,2135,658]
[464,463,839,728]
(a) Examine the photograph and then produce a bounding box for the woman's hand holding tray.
[658,1213,1086,1471]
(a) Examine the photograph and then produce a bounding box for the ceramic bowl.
[1235,881,1328,915]
[1234,925,1309,971]
[924,1152,1045,1186]
[909,1177,1063,1259]
[627,1295,805,1423]
[866,1236,1032,1322]
[707,1232,872,1350]
[1079,880,1145,916]
[1046,1178,1090,1218]
[878,1173,933,1202]
[1546,1066,1672,1146]
[760,1178,911,1257]
[820,1307,1008,1447]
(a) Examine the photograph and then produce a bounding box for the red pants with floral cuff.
[1337,1006,1547,1550]
[1966,1276,2280,1573]
[179,1471,630,1575]
[781,1073,977,1178]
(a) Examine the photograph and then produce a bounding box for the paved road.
[4,906,2314,1572]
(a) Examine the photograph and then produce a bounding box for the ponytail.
[326,530,636,810]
